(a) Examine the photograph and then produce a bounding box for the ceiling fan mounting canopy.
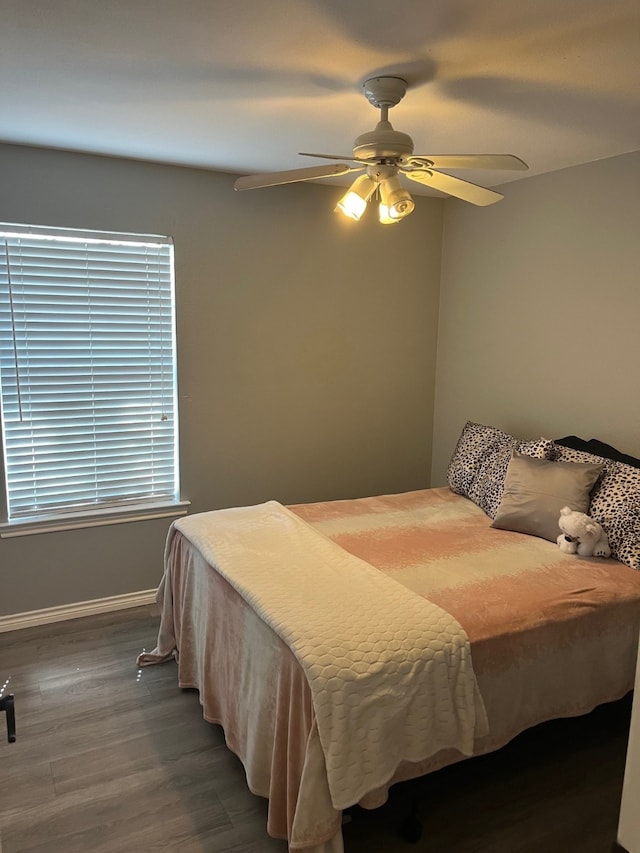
[233,73,529,213]
[362,76,408,109]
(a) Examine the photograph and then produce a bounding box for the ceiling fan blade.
[234,163,359,192]
[409,154,528,171]
[299,151,362,163]
[404,169,504,206]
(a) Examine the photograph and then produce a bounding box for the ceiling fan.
[234,76,528,223]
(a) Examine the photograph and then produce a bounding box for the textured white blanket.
[174,501,488,810]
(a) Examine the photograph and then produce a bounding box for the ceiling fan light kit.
[234,75,528,222]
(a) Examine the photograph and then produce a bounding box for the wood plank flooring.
[0,605,631,852]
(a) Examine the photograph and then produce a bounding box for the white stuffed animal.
[557,505,611,558]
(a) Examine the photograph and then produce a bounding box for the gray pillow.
[491,452,603,542]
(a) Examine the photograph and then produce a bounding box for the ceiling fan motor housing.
[353,120,414,161]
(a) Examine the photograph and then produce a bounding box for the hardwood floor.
[0,606,631,852]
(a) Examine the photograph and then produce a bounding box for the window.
[0,223,185,535]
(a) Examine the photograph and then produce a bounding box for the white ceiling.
[1,0,639,198]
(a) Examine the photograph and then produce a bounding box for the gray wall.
[431,150,640,486]
[0,143,443,616]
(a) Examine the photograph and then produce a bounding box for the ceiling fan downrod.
[354,77,414,160]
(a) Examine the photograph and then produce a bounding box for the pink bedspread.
[293,489,640,758]
[139,488,640,852]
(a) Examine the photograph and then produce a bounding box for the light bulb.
[335,175,377,221]
[378,203,399,224]
[335,191,368,221]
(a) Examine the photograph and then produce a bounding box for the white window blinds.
[0,224,179,522]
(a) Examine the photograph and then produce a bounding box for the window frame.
[0,222,188,538]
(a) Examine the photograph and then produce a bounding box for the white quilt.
[173,500,488,810]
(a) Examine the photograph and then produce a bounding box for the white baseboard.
[0,589,157,633]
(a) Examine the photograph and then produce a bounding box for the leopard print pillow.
[448,421,510,498]
[551,443,640,570]
[589,461,640,571]
[550,443,612,469]
[448,421,552,518]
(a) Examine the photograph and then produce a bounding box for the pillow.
[550,442,610,468]
[588,461,640,571]
[448,421,553,519]
[491,452,603,542]
[552,443,640,570]
[447,421,512,498]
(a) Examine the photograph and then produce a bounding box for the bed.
[138,425,640,852]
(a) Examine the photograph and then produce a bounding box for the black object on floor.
[0,693,16,742]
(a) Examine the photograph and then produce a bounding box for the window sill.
[0,500,191,538]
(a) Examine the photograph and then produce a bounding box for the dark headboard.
[554,436,640,469]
